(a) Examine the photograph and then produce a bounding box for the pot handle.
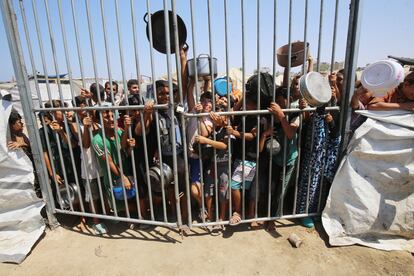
[291,55,298,62]
[198,53,211,58]
[143,12,150,24]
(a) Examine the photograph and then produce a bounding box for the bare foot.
[250,221,261,229]
[76,217,88,232]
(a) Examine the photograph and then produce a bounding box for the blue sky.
[0,0,413,82]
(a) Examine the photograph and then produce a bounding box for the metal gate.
[1,0,361,231]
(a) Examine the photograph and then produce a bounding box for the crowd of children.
[7,44,414,234]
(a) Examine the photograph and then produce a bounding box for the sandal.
[92,223,108,235]
[211,223,225,234]
[229,212,242,226]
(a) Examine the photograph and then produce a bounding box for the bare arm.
[226,125,256,141]
[81,116,93,148]
[268,102,298,140]
[134,101,154,136]
[259,128,273,152]
[180,45,189,102]
[367,101,414,111]
[195,135,227,150]
[187,78,196,112]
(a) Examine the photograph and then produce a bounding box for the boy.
[187,78,214,221]
[367,72,414,110]
[227,93,259,226]
[134,80,188,224]
[92,103,136,214]
[71,96,107,234]
[105,81,123,106]
[194,107,231,227]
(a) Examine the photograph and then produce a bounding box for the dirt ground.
[1,215,413,276]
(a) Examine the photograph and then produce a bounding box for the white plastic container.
[361,60,404,96]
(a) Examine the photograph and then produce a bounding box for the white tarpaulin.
[322,110,414,252]
[0,98,45,264]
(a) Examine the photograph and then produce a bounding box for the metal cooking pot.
[299,72,331,107]
[144,10,187,54]
[277,41,310,68]
[56,182,79,210]
[146,163,174,193]
[187,54,217,80]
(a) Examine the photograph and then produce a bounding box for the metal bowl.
[147,163,174,193]
[299,72,331,107]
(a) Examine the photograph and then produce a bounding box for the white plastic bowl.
[361,60,404,96]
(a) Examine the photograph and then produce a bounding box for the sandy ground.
[1,215,413,276]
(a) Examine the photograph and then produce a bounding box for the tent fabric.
[322,111,414,252]
[0,99,45,264]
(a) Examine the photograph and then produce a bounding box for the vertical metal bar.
[130,0,154,221]
[279,0,293,216]
[339,0,362,160]
[224,0,233,222]
[316,0,324,72]
[146,0,168,223]
[254,0,261,220]
[162,0,182,228]
[330,0,339,74]
[240,0,246,220]
[99,0,131,218]
[70,0,106,215]
[130,0,141,83]
[84,0,118,216]
[267,0,277,218]
[1,0,58,227]
[206,0,218,222]
[57,0,95,214]
[114,0,144,220]
[294,0,309,215]
[189,0,207,225]
[301,0,309,75]
[171,0,192,227]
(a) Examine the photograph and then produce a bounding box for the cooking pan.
[265,136,281,157]
[56,181,79,210]
[187,54,217,80]
[299,72,331,107]
[277,41,310,68]
[144,10,187,54]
